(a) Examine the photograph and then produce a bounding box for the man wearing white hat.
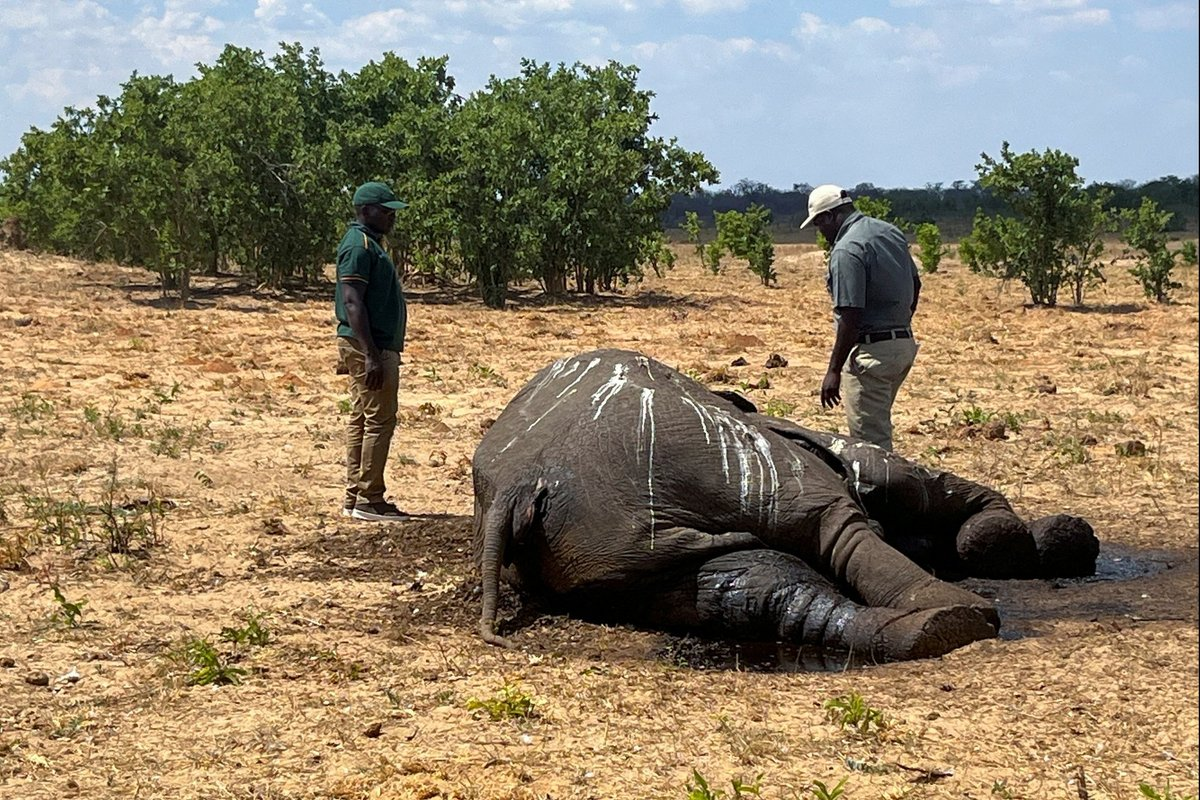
[800,184,921,452]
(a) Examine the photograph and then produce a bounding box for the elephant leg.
[1028,514,1098,577]
[688,550,996,663]
[955,509,1040,578]
[814,501,1002,629]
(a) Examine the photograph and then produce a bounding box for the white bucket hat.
[800,184,853,228]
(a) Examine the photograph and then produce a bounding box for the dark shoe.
[350,500,410,522]
[342,497,356,518]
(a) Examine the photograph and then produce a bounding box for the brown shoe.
[350,500,410,522]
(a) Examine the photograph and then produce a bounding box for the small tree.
[1179,239,1198,266]
[1120,197,1183,303]
[713,205,775,285]
[960,142,1095,307]
[1062,189,1114,306]
[914,222,947,274]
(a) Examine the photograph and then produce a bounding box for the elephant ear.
[710,389,758,414]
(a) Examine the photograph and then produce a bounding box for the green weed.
[823,692,888,737]
[685,769,762,800]
[51,585,87,628]
[468,362,508,387]
[1045,433,1091,465]
[336,398,352,415]
[1140,781,1196,800]
[760,398,795,417]
[172,638,246,686]
[219,613,272,648]
[13,392,55,424]
[466,682,537,721]
[991,780,1014,799]
[809,778,848,800]
[961,404,995,426]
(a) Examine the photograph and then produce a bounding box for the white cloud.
[851,17,895,35]
[1131,2,1199,32]
[678,0,749,13]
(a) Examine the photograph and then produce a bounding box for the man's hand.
[363,353,385,391]
[820,369,842,410]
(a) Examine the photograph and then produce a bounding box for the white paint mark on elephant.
[852,461,862,496]
[524,357,571,404]
[828,437,847,455]
[556,357,600,398]
[498,436,520,454]
[638,387,658,546]
[636,356,654,381]
[590,363,630,420]
[677,394,781,525]
[524,357,600,433]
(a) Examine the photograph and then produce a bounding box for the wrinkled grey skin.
[473,349,1097,663]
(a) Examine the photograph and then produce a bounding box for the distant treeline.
[666,175,1200,242]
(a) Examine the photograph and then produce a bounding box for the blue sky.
[0,0,1196,190]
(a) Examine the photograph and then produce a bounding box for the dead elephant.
[473,349,1097,662]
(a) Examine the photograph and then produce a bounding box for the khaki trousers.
[843,336,918,452]
[338,337,400,504]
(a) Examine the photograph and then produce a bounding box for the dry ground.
[0,243,1196,800]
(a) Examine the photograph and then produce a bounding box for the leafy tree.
[959,142,1104,307]
[1120,197,1183,303]
[1180,239,1198,266]
[1062,188,1114,306]
[712,205,775,285]
[914,222,946,274]
[450,59,716,307]
[332,53,461,279]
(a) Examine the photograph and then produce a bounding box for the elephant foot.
[956,510,1039,578]
[862,606,997,662]
[898,577,1000,631]
[1028,514,1098,577]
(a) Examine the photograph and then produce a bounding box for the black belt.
[857,328,912,344]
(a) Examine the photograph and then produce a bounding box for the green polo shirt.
[334,222,407,351]
[826,211,919,332]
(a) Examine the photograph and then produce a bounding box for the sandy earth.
[0,242,1196,800]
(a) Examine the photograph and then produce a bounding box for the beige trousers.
[843,336,918,452]
[338,337,400,505]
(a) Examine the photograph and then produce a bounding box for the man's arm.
[821,306,863,409]
[911,271,922,314]
[341,280,385,391]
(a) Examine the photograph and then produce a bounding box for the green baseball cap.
[352,181,407,209]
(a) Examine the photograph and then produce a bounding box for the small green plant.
[174,638,246,686]
[823,692,888,737]
[51,585,87,628]
[13,392,55,424]
[219,613,272,647]
[468,363,508,387]
[1139,780,1196,800]
[1045,433,1090,465]
[336,398,352,414]
[961,404,995,426]
[809,777,848,800]
[760,398,795,417]
[991,779,1014,799]
[466,682,537,721]
[1179,239,1198,266]
[423,366,442,384]
[685,769,762,800]
[915,222,947,274]
[1121,198,1183,303]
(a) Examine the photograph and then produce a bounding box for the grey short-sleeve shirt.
[826,211,919,332]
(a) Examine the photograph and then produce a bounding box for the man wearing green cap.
[334,181,410,521]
